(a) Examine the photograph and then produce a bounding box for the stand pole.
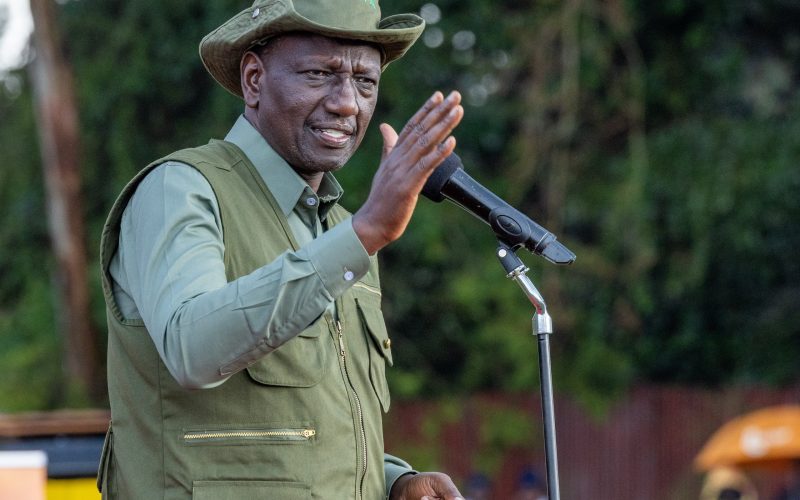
[537,333,559,500]
[496,242,560,500]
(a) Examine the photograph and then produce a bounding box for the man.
[97,0,464,499]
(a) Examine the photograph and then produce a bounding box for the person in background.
[700,466,759,500]
[464,472,491,500]
[512,467,547,500]
[773,459,800,500]
[97,0,465,498]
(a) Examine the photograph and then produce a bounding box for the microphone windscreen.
[421,153,463,202]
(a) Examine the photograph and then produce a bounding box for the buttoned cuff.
[306,217,370,298]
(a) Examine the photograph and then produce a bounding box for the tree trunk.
[29,0,102,404]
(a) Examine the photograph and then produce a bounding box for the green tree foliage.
[0,0,798,412]
[59,1,244,240]
[638,115,800,386]
[0,82,63,410]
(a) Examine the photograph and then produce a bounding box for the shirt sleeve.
[112,162,371,388]
[384,453,417,499]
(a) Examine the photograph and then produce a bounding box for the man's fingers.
[414,100,462,157]
[425,102,463,149]
[398,91,460,147]
[433,480,463,499]
[427,472,464,500]
[417,91,462,133]
[389,97,462,176]
[400,91,444,138]
[416,136,457,173]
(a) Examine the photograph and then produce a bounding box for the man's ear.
[241,51,263,109]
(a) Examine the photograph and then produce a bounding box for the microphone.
[421,153,576,265]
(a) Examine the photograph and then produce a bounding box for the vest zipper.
[335,318,368,499]
[183,428,316,443]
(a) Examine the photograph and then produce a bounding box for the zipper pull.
[336,320,345,357]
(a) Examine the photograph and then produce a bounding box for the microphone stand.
[496,240,560,500]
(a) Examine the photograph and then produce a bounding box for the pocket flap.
[356,296,393,367]
[245,322,328,387]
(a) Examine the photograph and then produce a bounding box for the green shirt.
[109,115,370,388]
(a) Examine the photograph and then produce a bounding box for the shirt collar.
[224,115,344,220]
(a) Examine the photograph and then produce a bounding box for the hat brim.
[200,4,425,97]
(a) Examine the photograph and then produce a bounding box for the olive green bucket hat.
[200,0,425,97]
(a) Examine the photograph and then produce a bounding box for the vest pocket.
[355,295,392,412]
[192,480,311,500]
[245,320,328,387]
[183,425,316,446]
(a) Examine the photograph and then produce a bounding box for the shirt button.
[306,197,317,206]
[343,270,355,281]
[383,338,392,349]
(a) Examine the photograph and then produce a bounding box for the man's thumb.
[379,123,398,159]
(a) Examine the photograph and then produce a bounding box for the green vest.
[99,140,392,500]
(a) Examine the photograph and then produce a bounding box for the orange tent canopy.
[695,405,800,471]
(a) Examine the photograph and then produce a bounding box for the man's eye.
[355,76,377,87]
[305,70,329,77]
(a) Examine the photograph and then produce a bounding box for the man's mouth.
[314,127,352,146]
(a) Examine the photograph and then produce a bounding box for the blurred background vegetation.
[0,0,798,416]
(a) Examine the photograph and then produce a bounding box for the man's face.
[247,33,382,177]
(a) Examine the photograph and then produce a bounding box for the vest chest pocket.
[245,320,329,387]
[355,294,393,412]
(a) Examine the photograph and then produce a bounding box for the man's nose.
[325,77,359,116]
